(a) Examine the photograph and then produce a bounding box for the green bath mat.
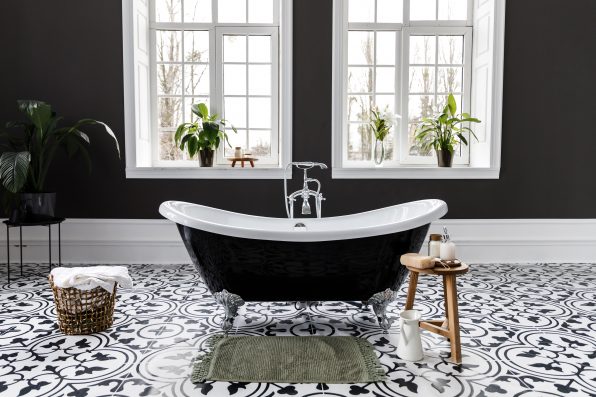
[191,335,386,384]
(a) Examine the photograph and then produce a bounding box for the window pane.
[438,0,468,20]
[407,123,433,156]
[249,97,271,128]
[408,95,435,124]
[382,131,395,161]
[348,123,372,161]
[410,0,436,20]
[438,67,463,93]
[348,67,373,93]
[348,31,374,65]
[224,35,246,63]
[156,31,182,62]
[184,97,209,122]
[184,31,209,63]
[348,95,373,122]
[184,0,211,22]
[409,67,435,94]
[218,0,246,22]
[377,0,403,23]
[249,130,271,156]
[184,64,210,96]
[438,36,464,65]
[157,64,182,95]
[248,65,271,95]
[156,0,182,22]
[160,131,184,160]
[248,0,273,23]
[248,36,271,63]
[376,32,396,66]
[225,97,247,128]
[225,129,247,157]
[410,36,436,64]
[158,97,183,128]
[375,67,395,93]
[348,0,375,23]
[375,95,395,114]
[224,65,247,95]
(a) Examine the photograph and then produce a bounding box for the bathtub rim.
[159,199,447,242]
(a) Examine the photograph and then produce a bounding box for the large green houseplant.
[414,94,481,167]
[0,100,120,220]
[175,103,236,167]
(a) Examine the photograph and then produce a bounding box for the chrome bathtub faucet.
[284,162,328,219]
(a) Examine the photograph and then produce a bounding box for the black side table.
[4,217,65,282]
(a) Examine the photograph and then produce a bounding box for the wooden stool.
[405,263,469,364]
[228,157,258,168]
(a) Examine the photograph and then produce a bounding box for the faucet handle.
[287,162,328,171]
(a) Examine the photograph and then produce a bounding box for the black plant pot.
[17,192,57,221]
[199,149,215,167]
[436,149,454,168]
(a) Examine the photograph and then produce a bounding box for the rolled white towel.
[51,266,133,292]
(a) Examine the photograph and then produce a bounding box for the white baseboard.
[0,218,595,265]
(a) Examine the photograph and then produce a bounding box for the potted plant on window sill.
[370,107,399,166]
[175,103,236,167]
[414,94,481,167]
[0,100,120,222]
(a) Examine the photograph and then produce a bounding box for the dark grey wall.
[1,0,595,219]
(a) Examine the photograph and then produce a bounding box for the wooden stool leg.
[405,271,419,310]
[443,274,449,330]
[250,160,255,167]
[445,274,462,363]
[241,160,245,168]
[231,160,237,167]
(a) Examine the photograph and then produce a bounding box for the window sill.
[126,167,288,180]
[332,166,500,179]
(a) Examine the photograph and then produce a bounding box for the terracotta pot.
[436,149,454,167]
[199,149,215,167]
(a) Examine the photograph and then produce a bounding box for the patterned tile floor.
[0,263,595,397]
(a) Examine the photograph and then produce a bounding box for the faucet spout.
[301,199,311,215]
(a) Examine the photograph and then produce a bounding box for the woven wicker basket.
[49,275,117,335]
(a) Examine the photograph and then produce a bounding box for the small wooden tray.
[432,259,462,268]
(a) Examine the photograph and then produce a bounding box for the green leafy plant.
[174,103,236,158]
[369,107,396,142]
[0,100,120,194]
[414,94,481,154]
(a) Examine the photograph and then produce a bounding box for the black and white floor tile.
[0,263,595,397]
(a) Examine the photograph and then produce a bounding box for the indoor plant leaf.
[0,151,31,194]
[17,100,53,134]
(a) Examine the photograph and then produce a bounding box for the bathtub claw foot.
[369,289,398,332]
[214,289,245,333]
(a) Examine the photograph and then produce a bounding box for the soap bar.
[400,253,434,269]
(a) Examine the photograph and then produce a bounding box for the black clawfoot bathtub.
[160,200,448,332]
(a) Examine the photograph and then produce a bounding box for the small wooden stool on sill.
[404,260,469,364]
[227,157,258,168]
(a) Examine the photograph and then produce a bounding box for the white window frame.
[332,0,505,179]
[401,26,473,166]
[122,0,292,179]
[214,26,280,166]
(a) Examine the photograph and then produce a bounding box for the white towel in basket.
[51,266,133,292]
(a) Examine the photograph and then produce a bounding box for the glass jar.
[428,234,442,258]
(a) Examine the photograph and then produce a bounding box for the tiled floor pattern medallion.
[0,263,594,396]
